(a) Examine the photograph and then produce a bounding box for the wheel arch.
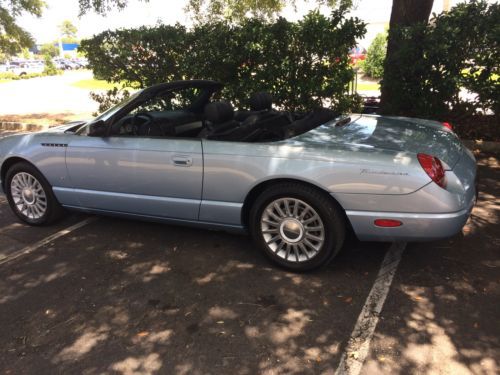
[241,177,352,231]
[1,157,38,190]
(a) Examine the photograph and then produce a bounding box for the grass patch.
[356,82,380,91]
[71,78,124,90]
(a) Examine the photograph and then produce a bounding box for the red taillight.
[442,122,453,131]
[417,153,447,189]
[374,219,402,227]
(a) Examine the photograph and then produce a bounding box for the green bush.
[80,7,366,113]
[360,31,386,79]
[0,71,44,80]
[0,72,19,80]
[42,54,59,76]
[0,64,62,81]
[381,0,499,118]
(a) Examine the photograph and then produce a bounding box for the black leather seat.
[199,101,239,139]
[245,92,294,140]
[235,92,273,121]
[250,92,273,111]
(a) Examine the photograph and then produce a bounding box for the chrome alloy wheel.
[10,172,47,220]
[260,198,325,262]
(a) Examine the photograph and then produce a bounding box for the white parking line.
[0,217,97,266]
[335,242,406,375]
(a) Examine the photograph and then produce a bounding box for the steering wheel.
[132,112,166,136]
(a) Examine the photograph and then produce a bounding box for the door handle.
[172,155,193,167]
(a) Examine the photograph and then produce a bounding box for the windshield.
[92,90,143,122]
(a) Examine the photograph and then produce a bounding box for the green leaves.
[0,1,45,56]
[77,0,141,15]
[360,31,387,79]
[80,9,366,113]
[380,0,499,118]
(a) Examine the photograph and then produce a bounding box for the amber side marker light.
[374,219,403,227]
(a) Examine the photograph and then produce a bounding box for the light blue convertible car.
[0,80,477,271]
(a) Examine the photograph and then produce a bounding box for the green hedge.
[80,8,366,113]
[0,70,62,81]
[0,72,44,80]
[381,0,499,118]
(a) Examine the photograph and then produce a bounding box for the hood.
[292,114,464,168]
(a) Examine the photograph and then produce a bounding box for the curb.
[1,121,499,153]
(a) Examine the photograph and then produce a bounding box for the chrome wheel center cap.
[279,218,304,243]
[22,188,35,204]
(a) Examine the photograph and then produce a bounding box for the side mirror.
[87,120,107,137]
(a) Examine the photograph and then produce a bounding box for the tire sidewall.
[5,163,59,225]
[250,184,344,271]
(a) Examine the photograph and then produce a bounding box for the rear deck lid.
[297,114,464,168]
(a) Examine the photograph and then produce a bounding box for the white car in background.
[9,62,45,76]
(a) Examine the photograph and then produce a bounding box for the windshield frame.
[92,89,143,123]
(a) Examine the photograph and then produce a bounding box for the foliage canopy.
[80,8,366,113]
[59,20,78,38]
[0,0,44,55]
[186,0,348,23]
[380,0,499,118]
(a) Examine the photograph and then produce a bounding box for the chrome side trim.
[54,186,200,205]
[53,186,201,221]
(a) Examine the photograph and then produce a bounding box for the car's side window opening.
[98,81,340,142]
[110,87,206,138]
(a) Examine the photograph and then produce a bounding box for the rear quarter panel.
[200,139,433,225]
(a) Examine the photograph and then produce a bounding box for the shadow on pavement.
[0,209,388,374]
[362,153,500,374]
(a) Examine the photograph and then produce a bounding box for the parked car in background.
[53,58,82,70]
[349,46,367,65]
[72,59,88,69]
[9,62,45,76]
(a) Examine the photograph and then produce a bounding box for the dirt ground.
[0,129,498,374]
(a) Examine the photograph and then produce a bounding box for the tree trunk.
[379,0,434,114]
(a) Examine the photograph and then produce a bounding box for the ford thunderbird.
[0,80,477,271]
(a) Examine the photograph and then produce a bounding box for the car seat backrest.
[204,101,234,124]
[201,101,240,139]
[249,92,273,111]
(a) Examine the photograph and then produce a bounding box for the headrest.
[204,101,234,124]
[249,92,272,111]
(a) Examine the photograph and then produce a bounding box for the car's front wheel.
[250,182,345,272]
[5,162,64,225]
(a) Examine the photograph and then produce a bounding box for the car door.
[64,135,203,221]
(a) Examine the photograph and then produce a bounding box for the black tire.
[5,162,64,225]
[249,182,345,272]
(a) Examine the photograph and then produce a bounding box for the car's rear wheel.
[250,182,345,271]
[5,162,64,225]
